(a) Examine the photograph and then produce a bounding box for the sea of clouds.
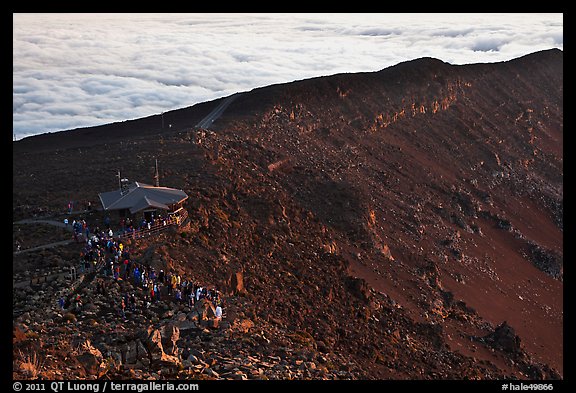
[13,13,563,140]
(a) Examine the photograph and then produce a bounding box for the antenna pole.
[154,159,160,187]
[117,170,121,190]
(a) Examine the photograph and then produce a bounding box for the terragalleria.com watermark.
[13,382,199,393]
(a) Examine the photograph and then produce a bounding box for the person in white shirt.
[215,305,222,319]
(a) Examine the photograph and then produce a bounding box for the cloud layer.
[13,13,563,140]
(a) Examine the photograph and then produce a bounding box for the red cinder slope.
[215,48,563,376]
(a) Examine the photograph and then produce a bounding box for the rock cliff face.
[13,49,562,380]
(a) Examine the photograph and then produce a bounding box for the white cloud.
[13,13,563,140]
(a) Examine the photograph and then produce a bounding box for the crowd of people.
[69,213,168,244]
[69,218,95,244]
[61,215,224,323]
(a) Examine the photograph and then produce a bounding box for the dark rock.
[75,352,101,375]
[345,277,371,303]
[175,320,197,332]
[194,298,216,321]
[483,321,522,354]
[527,242,563,280]
[497,218,513,231]
[316,340,329,353]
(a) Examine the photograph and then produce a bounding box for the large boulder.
[138,326,181,368]
[76,352,101,375]
[124,340,149,365]
[123,341,137,364]
[227,271,247,295]
[160,324,180,356]
[74,339,104,375]
[146,329,165,362]
[174,320,197,332]
[345,277,371,303]
[483,321,522,354]
[195,298,216,321]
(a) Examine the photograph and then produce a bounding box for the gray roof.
[99,181,188,214]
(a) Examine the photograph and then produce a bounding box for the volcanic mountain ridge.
[12,49,563,380]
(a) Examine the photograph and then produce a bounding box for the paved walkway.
[15,218,73,229]
[195,93,240,129]
[13,218,76,255]
[13,239,76,255]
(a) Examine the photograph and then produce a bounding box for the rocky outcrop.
[134,326,180,368]
[482,321,522,354]
[526,242,563,281]
[345,277,371,303]
[227,271,246,296]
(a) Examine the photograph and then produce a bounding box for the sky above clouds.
[13,13,563,140]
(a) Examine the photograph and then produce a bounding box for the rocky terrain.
[12,49,563,380]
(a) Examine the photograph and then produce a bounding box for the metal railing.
[117,209,188,241]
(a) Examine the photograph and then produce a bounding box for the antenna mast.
[154,159,160,187]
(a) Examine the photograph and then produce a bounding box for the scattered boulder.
[62,313,77,323]
[195,298,216,321]
[13,325,28,344]
[146,329,165,362]
[160,324,180,356]
[497,218,513,231]
[527,242,563,280]
[232,318,254,333]
[483,321,522,354]
[380,244,394,261]
[174,320,197,332]
[345,277,371,303]
[227,271,247,295]
[123,340,149,365]
[74,340,104,375]
[137,327,181,367]
[205,367,220,378]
